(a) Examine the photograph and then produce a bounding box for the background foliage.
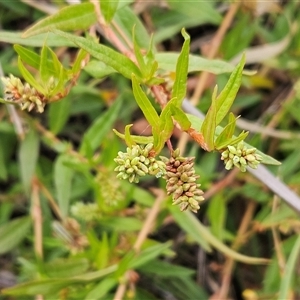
[0,1,300,299]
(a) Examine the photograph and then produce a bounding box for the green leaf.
[40,44,53,85]
[0,31,75,47]
[80,98,122,156]
[170,105,191,131]
[2,266,118,296]
[0,216,31,255]
[153,98,175,152]
[254,148,281,166]
[44,258,89,278]
[84,60,117,78]
[14,45,40,70]
[207,194,226,240]
[227,130,249,147]
[200,86,218,151]
[171,28,190,106]
[54,154,74,218]
[85,277,117,300]
[23,3,97,38]
[215,54,245,126]
[169,205,212,252]
[156,53,237,74]
[48,96,71,134]
[99,217,143,231]
[214,113,237,150]
[1,279,72,296]
[52,30,142,80]
[14,45,64,82]
[114,5,150,49]
[129,242,172,269]
[132,75,160,128]
[153,1,220,44]
[72,49,88,74]
[124,124,136,147]
[278,235,300,300]
[18,129,39,195]
[139,259,195,278]
[174,209,269,264]
[48,46,65,78]
[17,57,46,94]
[100,0,119,23]
[113,129,153,144]
[133,26,147,76]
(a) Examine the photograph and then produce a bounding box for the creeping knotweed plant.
[221,141,263,172]
[161,149,204,213]
[114,143,166,183]
[1,75,46,113]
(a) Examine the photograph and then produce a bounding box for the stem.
[31,177,43,260]
[39,182,64,221]
[31,177,44,300]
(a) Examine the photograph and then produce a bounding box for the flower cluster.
[1,74,45,113]
[96,169,124,208]
[161,149,204,213]
[221,141,263,172]
[114,143,166,183]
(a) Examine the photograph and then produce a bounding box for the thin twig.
[39,182,64,221]
[31,177,43,260]
[31,177,44,300]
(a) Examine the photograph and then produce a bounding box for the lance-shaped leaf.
[171,28,190,107]
[113,129,153,145]
[124,124,136,147]
[278,235,300,300]
[133,26,147,77]
[0,217,31,255]
[18,129,39,195]
[200,86,218,151]
[154,105,174,153]
[132,75,160,128]
[170,105,191,131]
[54,154,74,218]
[227,131,249,147]
[17,57,46,95]
[215,54,245,126]
[215,112,237,150]
[156,53,239,74]
[0,31,75,47]
[53,30,142,80]
[72,49,88,74]
[14,45,40,70]
[40,45,55,85]
[80,98,122,155]
[100,0,119,23]
[23,3,97,38]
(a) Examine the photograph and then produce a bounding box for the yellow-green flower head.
[221,141,263,172]
[1,74,45,113]
[114,143,166,183]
